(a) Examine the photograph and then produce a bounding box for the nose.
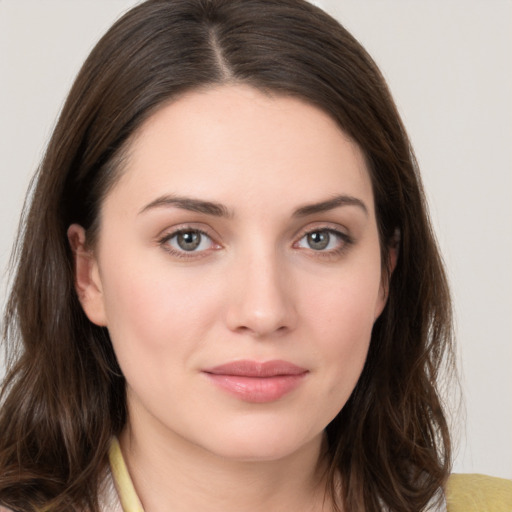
[224,249,297,338]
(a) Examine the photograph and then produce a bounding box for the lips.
[202,360,308,403]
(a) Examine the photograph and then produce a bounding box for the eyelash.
[157,228,218,260]
[294,227,354,260]
[157,226,354,260]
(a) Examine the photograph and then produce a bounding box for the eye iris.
[307,231,330,250]
[177,231,201,251]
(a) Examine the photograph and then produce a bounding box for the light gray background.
[1,0,511,479]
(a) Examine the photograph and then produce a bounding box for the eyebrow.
[139,195,232,217]
[139,193,368,218]
[293,195,368,217]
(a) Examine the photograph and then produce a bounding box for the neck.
[119,416,334,512]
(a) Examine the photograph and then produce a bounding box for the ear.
[374,228,400,319]
[67,224,108,326]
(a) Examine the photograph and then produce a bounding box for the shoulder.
[446,473,512,512]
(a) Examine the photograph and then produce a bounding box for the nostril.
[231,322,290,338]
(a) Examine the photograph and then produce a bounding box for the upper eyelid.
[293,222,350,240]
[163,227,211,238]
[295,227,351,245]
[300,226,346,235]
[157,223,218,241]
[157,228,220,259]
[156,226,220,257]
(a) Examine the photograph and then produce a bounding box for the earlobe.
[67,224,108,326]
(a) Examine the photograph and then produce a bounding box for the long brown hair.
[0,1,454,510]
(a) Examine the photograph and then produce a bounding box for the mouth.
[202,360,309,403]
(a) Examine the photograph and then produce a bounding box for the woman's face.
[72,84,389,461]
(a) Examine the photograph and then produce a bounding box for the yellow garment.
[446,473,512,512]
[108,438,512,511]
[109,438,145,512]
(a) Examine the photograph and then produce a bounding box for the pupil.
[308,231,329,250]
[177,231,201,251]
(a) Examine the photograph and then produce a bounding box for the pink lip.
[202,360,308,403]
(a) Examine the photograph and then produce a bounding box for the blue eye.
[296,229,347,251]
[165,230,214,253]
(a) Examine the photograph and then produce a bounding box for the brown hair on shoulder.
[0,1,454,511]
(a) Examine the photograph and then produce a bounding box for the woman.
[1,0,508,511]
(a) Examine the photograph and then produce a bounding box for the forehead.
[104,84,374,218]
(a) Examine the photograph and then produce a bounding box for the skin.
[69,84,394,512]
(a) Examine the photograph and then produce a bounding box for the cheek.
[98,257,221,374]
[301,263,381,400]
[305,263,381,340]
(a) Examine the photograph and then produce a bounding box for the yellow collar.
[108,438,145,512]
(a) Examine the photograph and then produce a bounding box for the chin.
[192,419,323,463]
